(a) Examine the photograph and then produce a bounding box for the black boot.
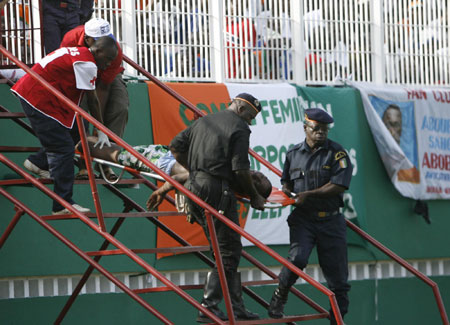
[227,271,260,320]
[196,271,228,323]
[268,284,290,318]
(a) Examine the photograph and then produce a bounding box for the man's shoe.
[196,306,228,323]
[268,285,290,318]
[196,271,228,323]
[24,159,51,178]
[52,204,90,215]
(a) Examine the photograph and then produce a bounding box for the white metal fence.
[1,0,449,86]
[0,0,42,68]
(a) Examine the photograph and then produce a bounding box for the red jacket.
[12,47,97,128]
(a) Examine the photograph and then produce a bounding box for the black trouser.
[187,173,242,273]
[278,213,350,318]
[21,100,76,212]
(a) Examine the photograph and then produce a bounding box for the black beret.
[235,93,262,112]
[305,108,334,124]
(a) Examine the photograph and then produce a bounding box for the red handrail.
[122,55,449,325]
[0,44,343,323]
[346,220,449,324]
[2,43,448,324]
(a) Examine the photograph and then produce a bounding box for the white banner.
[354,82,450,200]
[226,83,304,245]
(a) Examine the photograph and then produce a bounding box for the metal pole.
[0,207,24,249]
[371,0,385,84]
[209,0,225,82]
[205,211,235,323]
[75,114,106,231]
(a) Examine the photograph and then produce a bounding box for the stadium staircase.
[0,45,448,325]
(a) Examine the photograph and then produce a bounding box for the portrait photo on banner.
[369,95,420,183]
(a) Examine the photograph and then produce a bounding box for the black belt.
[191,170,228,183]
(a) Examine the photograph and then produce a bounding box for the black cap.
[305,108,334,124]
[235,93,262,112]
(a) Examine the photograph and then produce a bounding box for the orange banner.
[147,82,232,257]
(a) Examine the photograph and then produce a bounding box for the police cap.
[305,108,334,124]
[235,93,262,112]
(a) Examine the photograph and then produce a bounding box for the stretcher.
[77,154,296,208]
[236,187,295,207]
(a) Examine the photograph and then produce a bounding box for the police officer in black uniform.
[268,108,353,325]
[169,93,266,323]
[43,0,94,54]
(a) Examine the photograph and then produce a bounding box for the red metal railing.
[122,53,449,325]
[1,40,448,324]
[0,44,341,323]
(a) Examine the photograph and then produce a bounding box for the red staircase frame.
[0,43,448,325]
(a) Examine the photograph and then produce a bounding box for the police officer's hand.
[250,193,266,211]
[281,184,295,198]
[146,189,166,211]
[293,192,309,207]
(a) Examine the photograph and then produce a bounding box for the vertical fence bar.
[121,0,137,77]
[371,0,385,84]
[344,0,350,81]
[348,0,355,82]
[210,0,224,83]
[292,0,305,85]
[31,0,42,62]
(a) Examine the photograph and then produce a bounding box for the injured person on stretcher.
[76,136,272,211]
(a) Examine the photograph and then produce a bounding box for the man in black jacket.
[170,93,265,322]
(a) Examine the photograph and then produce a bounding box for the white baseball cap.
[84,18,116,41]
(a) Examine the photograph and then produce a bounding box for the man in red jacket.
[24,18,128,180]
[12,37,118,214]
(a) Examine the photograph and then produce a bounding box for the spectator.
[42,0,94,54]
[225,5,257,79]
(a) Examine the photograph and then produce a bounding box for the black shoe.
[234,308,259,321]
[268,285,290,318]
[196,306,228,323]
[196,271,228,323]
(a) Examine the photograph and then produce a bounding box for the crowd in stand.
[1,0,449,83]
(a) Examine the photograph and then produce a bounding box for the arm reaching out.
[293,182,345,207]
[146,171,189,210]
